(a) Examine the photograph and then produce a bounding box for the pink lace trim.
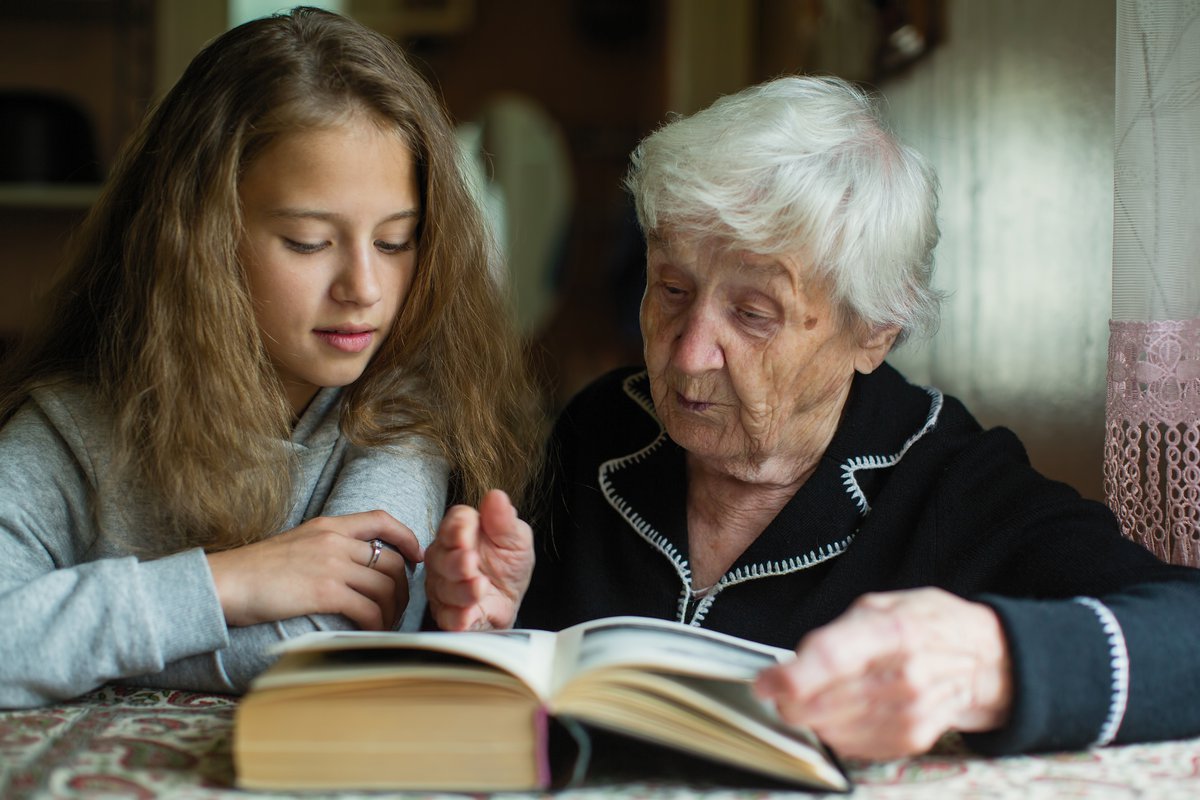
[1105,319,1200,566]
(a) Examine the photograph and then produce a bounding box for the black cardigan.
[520,365,1200,755]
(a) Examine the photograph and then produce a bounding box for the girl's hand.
[206,510,423,630]
[754,588,1013,760]
[425,489,534,631]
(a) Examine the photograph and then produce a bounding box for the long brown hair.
[0,7,541,551]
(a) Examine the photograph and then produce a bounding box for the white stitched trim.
[604,372,856,625]
[840,387,943,514]
[599,373,694,617]
[621,371,657,418]
[1072,596,1129,747]
[689,533,857,625]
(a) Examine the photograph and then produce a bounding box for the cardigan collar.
[598,365,943,610]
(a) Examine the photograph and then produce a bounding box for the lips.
[674,390,717,413]
[314,326,376,354]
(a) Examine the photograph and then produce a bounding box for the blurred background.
[0,0,1113,500]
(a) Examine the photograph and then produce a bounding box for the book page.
[549,616,791,694]
[553,671,848,791]
[266,628,561,698]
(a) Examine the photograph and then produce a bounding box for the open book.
[233,615,850,793]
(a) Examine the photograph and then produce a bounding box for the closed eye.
[659,282,688,301]
[284,238,328,254]
[375,239,415,255]
[734,306,777,332]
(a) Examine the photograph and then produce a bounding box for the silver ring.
[366,538,383,570]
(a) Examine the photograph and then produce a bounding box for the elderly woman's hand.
[753,588,1013,760]
[424,489,534,631]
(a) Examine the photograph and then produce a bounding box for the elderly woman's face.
[641,233,891,483]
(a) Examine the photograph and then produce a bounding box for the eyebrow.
[266,208,420,223]
[735,257,803,298]
[736,257,789,278]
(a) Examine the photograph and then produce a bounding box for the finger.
[852,590,908,612]
[780,657,971,759]
[345,566,400,629]
[465,607,496,631]
[426,541,482,583]
[795,663,954,759]
[754,643,858,707]
[431,602,486,632]
[478,490,531,552]
[765,607,906,701]
[437,504,482,549]
[432,597,492,633]
[428,571,490,609]
[381,567,411,628]
[325,582,386,631]
[349,535,410,601]
[768,643,970,715]
[371,548,414,623]
[425,535,486,618]
[376,529,423,564]
[355,510,424,563]
[816,698,950,760]
[776,673,878,729]
[315,510,423,563]
[370,545,411,582]
[355,536,384,568]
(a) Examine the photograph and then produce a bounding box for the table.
[3,686,1199,798]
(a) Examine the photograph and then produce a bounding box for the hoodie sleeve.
[0,401,228,708]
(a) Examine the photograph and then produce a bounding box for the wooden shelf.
[0,184,102,209]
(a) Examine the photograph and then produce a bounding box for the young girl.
[0,7,540,707]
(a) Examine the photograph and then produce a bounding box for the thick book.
[232,615,851,793]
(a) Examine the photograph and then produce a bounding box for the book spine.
[535,706,551,789]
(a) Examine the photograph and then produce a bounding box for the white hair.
[625,75,942,342]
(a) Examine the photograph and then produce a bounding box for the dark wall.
[406,0,667,407]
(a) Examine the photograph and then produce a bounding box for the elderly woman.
[426,75,1200,761]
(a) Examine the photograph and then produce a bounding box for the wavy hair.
[625,75,943,343]
[0,7,541,551]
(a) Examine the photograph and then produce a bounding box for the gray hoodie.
[0,383,447,708]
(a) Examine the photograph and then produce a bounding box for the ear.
[853,325,900,374]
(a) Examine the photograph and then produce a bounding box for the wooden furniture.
[0,1,154,346]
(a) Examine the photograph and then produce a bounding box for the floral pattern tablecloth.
[2,686,1198,799]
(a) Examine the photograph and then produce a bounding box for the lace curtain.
[1105,0,1200,565]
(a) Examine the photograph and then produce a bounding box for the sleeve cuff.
[963,594,1120,755]
[136,548,229,664]
[1070,596,1129,746]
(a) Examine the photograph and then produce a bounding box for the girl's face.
[238,115,419,416]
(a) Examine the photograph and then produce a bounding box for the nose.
[671,304,725,374]
[331,243,382,306]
